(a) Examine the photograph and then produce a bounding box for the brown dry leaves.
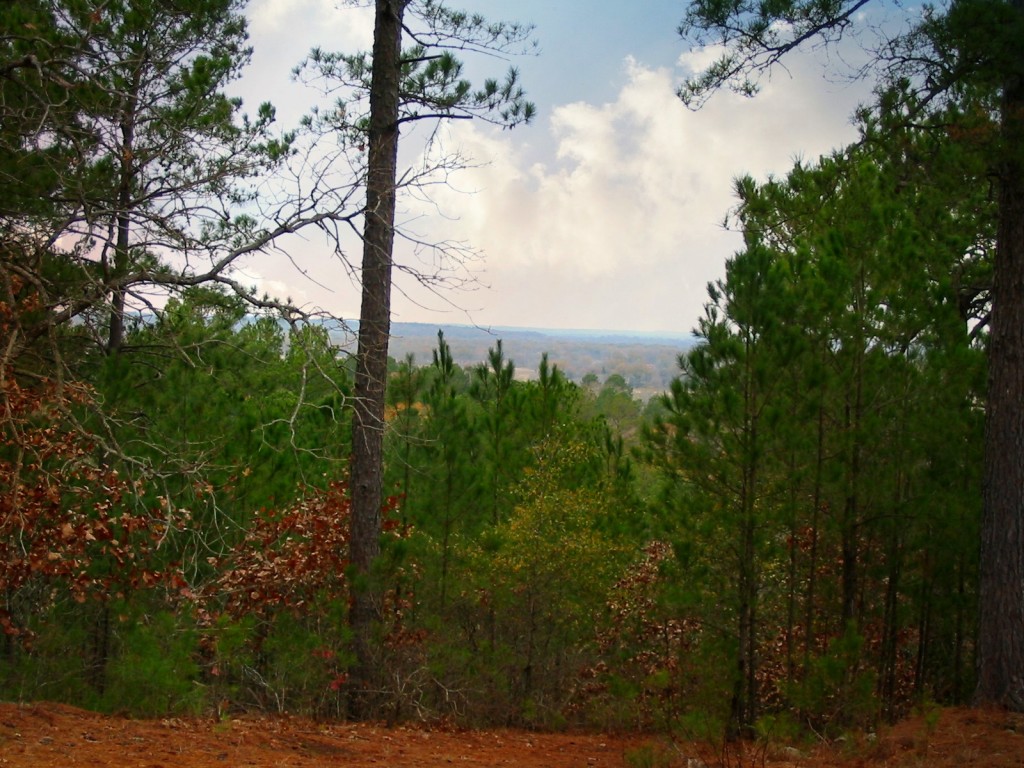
[1,703,1023,768]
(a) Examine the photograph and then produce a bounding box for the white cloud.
[395,50,870,333]
[233,1,374,129]
[229,5,873,334]
[233,265,311,307]
[246,0,372,49]
[676,43,730,76]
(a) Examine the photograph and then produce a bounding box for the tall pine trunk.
[106,78,140,354]
[977,3,1024,709]
[348,0,405,718]
[729,341,761,739]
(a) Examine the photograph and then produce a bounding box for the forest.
[1,0,1022,748]
[379,322,695,399]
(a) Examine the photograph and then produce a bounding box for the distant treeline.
[358,322,697,398]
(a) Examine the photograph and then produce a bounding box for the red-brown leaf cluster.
[575,542,703,725]
[203,481,354,619]
[0,371,165,641]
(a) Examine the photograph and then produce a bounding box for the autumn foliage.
[205,481,354,619]
[0,369,164,644]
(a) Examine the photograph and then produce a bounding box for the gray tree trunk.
[977,1,1024,709]
[347,0,406,718]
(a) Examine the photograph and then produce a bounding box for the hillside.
[330,322,697,397]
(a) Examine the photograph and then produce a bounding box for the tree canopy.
[677,0,1024,713]
[0,0,1013,735]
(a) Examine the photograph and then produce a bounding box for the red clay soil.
[1,702,1022,767]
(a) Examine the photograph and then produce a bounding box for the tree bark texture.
[977,0,1024,710]
[348,0,405,718]
[107,77,140,355]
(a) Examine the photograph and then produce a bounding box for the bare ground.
[1,701,1022,767]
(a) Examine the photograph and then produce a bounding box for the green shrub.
[103,610,204,716]
[787,627,878,732]
[0,603,92,704]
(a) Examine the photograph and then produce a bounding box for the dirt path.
[1,701,1022,767]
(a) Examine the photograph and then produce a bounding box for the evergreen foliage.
[677,0,1023,713]
[643,112,986,736]
[0,0,1005,735]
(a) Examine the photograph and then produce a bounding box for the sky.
[231,0,876,335]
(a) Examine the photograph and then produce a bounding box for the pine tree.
[676,0,1024,710]
[298,0,535,715]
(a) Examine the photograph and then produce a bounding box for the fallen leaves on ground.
[0,702,1022,767]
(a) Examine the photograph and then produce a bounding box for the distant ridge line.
[382,321,699,346]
